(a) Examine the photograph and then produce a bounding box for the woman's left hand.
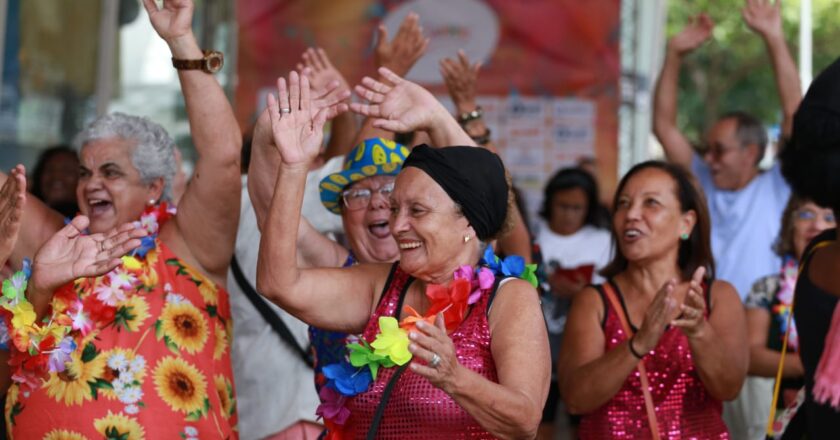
[408,314,462,394]
[671,266,709,338]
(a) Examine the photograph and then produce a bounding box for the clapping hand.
[671,266,709,338]
[668,14,714,56]
[742,0,782,40]
[632,279,680,354]
[30,216,147,295]
[351,67,445,133]
[0,165,26,267]
[375,12,429,77]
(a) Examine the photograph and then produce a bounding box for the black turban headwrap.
[781,55,840,211]
[403,145,508,241]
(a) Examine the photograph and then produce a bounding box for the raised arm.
[352,67,475,147]
[742,0,801,140]
[256,72,389,333]
[653,14,714,170]
[0,169,63,268]
[298,47,357,161]
[247,107,349,269]
[440,50,495,151]
[351,12,429,147]
[0,166,26,268]
[142,0,242,280]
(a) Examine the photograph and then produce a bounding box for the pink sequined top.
[342,264,499,439]
[578,282,729,439]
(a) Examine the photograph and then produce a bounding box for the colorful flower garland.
[0,203,174,390]
[316,246,537,435]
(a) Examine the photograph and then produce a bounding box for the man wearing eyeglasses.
[652,1,801,303]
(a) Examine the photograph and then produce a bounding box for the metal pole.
[95,0,119,116]
[799,0,812,92]
[0,0,9,109]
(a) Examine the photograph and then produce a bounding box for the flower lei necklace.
[316,246,537,433]
[0,202,174,390]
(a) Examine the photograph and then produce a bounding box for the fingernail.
[409,332,417,340]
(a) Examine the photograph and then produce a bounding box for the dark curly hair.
[781,56,840,214]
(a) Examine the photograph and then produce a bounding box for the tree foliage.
[665,0,840,142]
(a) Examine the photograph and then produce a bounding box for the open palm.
[742,0,782,38]
[31,217,146,294]
[142,0,194,41]
[267,71,330,167]
[0,165,25,267]
[351,67,443,133]
[669,14,714,55]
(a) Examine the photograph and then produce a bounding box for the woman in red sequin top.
[558,161,748,439]
[256,69,550,438]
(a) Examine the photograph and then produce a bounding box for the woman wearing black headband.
[256,70,549,438]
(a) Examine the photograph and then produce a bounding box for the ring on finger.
[429,352,441,368]
[280,108,292,114]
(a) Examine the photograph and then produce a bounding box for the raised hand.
[0,165,26,267]
[30,216,147,295]
[351,67,445,133]
[440,50,482,112]
[671,266,709,338]
[298,48,352,97]
[668,14,714,56]
[267,72,337,167]
[375,12,429,77]
[632,279,680,354]
[142,0,194,43]
[742,0,782,39]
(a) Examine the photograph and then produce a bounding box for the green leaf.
[164,335,180,355]
[9,402,22,426]
[154,320,163,340]
[81,342,98,363]
[205,305,217,318]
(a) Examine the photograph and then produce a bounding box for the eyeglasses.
[794,208,836,224]
[341,182,395,211]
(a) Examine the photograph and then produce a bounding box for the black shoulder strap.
[366,364,409,440]
[230,256,314,368]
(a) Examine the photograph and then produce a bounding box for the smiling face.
[39,150,80,207]
[703,118,759,191]
[340,175,399,263]
[389,167,477,283]
[76,138,164,233]
[613,168,696,266]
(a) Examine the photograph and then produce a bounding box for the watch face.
[204,52,224,73]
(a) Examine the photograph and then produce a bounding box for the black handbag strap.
[366,364,409,440]
[230,256,314,368]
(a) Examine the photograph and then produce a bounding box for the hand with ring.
[408,313,462,394]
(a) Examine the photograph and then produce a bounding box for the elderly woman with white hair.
[0,1,255,437]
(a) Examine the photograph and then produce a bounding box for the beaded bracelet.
[470,128,492,146]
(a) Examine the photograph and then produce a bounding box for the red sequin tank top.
[578,282,729,439]
[342,264,498,439]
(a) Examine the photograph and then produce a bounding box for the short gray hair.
[75,112,177,201]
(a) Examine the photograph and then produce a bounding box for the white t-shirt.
[692,156,790,300]
[536,223,613,285]
[227,176,321,439]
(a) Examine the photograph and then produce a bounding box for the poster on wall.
[236,0,619,228]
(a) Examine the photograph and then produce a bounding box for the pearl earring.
[464,235,471,243]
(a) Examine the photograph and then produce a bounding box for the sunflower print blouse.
[5,238,237,440]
